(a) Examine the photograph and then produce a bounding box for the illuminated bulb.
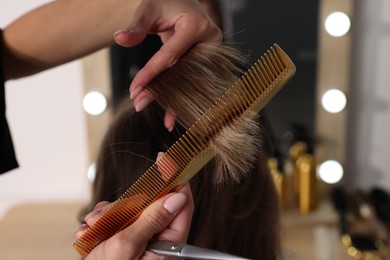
[87,163,96,182]
[318,160,343,184]
[325,12,351,37]
[83,91,107,115]
[321,89,347,113]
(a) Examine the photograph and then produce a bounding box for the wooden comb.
[73,44,296,257]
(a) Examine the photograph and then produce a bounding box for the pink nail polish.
[114,29,128,36]
[130,86,143,99]
[157,152,164,162]
[84,208,101,221]
[135,96,152,112]
[74,223,88,234]
[164,193,187,214]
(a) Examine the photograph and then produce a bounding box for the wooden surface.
[0,202,83,260]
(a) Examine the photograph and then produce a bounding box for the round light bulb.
[83,91,107,115]
[321,89,347,113]
[87,163,96,182]
[325,12,351,37]
[318,160,343,184]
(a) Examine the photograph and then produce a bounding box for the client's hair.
[148,43,261,184]
[82,43,281,259]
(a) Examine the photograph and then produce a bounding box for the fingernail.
[169,59,178,68]
[166,122,174,132]
[157,152,164,162]
[164,193,187,214]
[84,208,101,221]
[74,223,88,234]
[93,201,107,211]
[114,29,129,36]
[164,109,176,132]
[130,86,143,99]
[135,96,152,112]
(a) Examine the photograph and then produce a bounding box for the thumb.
[127,192,188,242]
[114,29,147,48]
[114,1,158,47]
[86,192,189,259]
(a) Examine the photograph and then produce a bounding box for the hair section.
[149,42,262,183]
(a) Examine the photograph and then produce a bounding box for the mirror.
[229,0,319,155]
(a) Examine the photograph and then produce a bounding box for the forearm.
[2,0,141,80]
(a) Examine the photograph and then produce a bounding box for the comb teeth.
[73,44,295,257]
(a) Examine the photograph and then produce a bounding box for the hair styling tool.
[146,240,250,259]
[73,44,296,257]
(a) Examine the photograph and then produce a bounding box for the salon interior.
[1,0,390,259]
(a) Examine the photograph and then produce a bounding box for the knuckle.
[191,15,222,42]
[142,208,170,233]
[152,49,178,70]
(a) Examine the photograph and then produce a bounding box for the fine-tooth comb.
[73,43,296,257]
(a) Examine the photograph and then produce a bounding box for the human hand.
[74,184,193,260]
[114,0,222,131]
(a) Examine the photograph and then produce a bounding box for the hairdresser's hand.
[114,0,222,131]
[74,184,193,260]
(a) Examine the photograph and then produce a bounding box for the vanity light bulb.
[325,12,351,37]
[87,163,96,182]
[83,91,107,115]
[318,160,343,184]
[321,89,347,113]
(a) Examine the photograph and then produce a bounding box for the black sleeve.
[0,29,19,174]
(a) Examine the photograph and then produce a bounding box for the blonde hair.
[148,42,262,184]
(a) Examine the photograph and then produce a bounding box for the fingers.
[164,110,176,132]
[83,189,191,260]
[74,201,111,239]
[156,152,179,181]
[131,80,174,132]
[113,0,223,132]
[75,149,191,259]
[130,188,189,242]
[130,13,221,97]
[113,0,159,48]
[154,184,193,243]
[84,201,111,226]
[114,29,148,48]
[116,0,222,123]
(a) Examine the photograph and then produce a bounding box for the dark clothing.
[0,30,18,174]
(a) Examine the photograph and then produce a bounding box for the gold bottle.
[269,157,294,211]
[295,153,318,214]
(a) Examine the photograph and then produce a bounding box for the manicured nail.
[164,193,187,214]
[167,122,174,132]
[74,223,88,234]
[135,96,152,112]
[157,152,164,162]
[114,29,129,36]
[164,111,176,132]
[130,86,143,99]
[169,59,178,68]
[93,201,108,211]
[84,208,101,221]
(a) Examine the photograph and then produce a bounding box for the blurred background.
[1,0,390,259]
